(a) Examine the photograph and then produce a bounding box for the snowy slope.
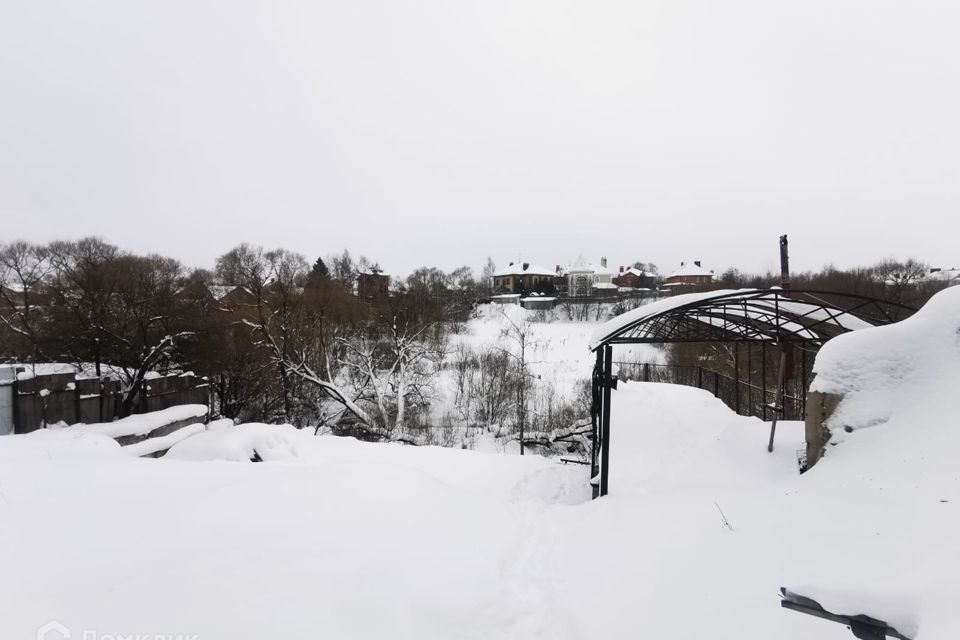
[1,290,957,639]
[0,428,589,640]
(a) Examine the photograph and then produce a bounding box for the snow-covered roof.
[592,282,617,289]
[209,284,255,301]
[564,262,614,276]
[927,268,960,282]
[667,261,713,278]
[493,263,556,277]
[616,267,655,278]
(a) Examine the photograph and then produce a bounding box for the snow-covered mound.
[59,404,208,439]
[166,422,313,462]
[810,285,960,433]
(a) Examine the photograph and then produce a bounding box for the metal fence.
[613,362,806,422]
[2,369,210,434]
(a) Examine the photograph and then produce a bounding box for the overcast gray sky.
[1,0,958,277]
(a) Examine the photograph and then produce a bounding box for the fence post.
[643,363,650,382]
[697,366,703,389]
[761,343,768,421]
[734,345,741,414]
[73,375,81,425]
[714,371,720,397]
[599,345,613,497]
[800,348,808,421]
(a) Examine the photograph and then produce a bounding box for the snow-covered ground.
[1,288,957,639]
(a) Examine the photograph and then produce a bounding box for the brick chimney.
[694,260,701,267]
[619,265,624,273]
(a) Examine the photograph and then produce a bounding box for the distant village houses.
[612,266,657,290]
[928,267,960,285]
[664,261,714,288]
[491,262,556,295]
[357,268,390,298]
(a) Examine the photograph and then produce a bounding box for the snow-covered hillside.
[1,289,958,639]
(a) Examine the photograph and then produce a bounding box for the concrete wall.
[804,389,843,470]
[0,368,14,436]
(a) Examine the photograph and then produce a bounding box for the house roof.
[667,261,713,278]
[564,262,613,276]
[928,268,960,282]
[209,284,241,301]
[493,262,556,277]
[620,267,655,278]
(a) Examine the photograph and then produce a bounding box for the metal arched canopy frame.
[588,288,918,350]
[586,288,918,499]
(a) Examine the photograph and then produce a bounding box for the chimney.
[619,265,624,273]
[508,261,514,266]
[600,257,607,268]
[522,262,529,270]
[694,260,701,267]
[556,265,561,273]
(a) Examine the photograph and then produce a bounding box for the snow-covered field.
[1,288,958,639]
[426,304,664,452]
[451,303,665,398]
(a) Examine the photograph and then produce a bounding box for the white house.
[565,258,615,297]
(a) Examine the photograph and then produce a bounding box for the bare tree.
[0,241,52,360]
[217,244,380,428]
[496,307,540,454]
[871,257,928,303]
[42,239,194,415]
[337,316,441,439]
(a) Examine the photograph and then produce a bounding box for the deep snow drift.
[1,288,958,639]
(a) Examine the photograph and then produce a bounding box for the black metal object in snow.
[588,287,917,498]
[590,345,616,498]
[780,588,913,640]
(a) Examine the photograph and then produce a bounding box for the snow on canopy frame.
[590,289,915,348]
[588,288,917,499]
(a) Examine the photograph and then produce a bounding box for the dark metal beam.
[599,345,613,497]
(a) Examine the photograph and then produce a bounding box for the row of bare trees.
[715,257,948,306]
[0,239,487,439]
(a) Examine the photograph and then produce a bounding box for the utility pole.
[768,234,790,452]
[779,234,790,290]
